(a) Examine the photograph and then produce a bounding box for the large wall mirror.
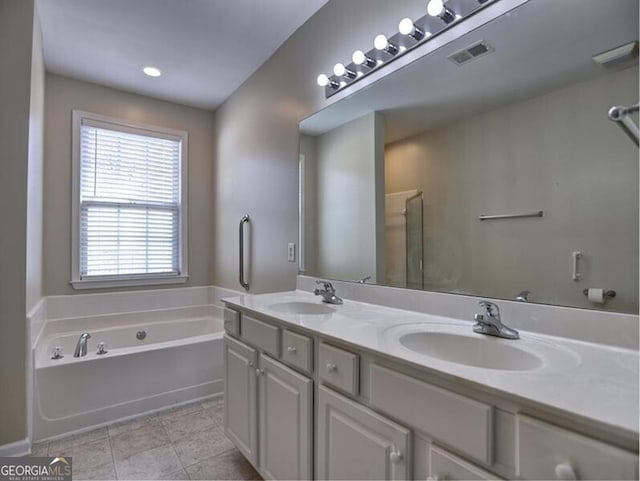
[299,0,639,314]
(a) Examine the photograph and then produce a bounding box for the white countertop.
[223,290,639,440]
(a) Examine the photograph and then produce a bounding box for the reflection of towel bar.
[479,210,543,221]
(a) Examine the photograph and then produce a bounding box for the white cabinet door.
[224,335,258,466]
[317,385,411,480]
[258,354,313,480]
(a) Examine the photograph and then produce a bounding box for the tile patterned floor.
[32,398,261,481]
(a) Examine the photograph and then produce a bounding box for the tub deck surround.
[32,286,241,442]
[222,290,639,443]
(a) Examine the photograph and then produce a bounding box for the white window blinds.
[79,120,183,279]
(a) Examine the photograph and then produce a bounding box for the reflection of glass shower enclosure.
[385,190,424,289]
[405,192,424,290]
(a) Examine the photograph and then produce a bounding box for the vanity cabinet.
[258,352,312,480]
[223,305,638,481]
[224,335,258,464]
[223,316,313,480]
[516,415,638,480]
[317,385,410,480]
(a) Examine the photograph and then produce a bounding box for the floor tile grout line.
[159,420,187,480]
[180,444,236,472]
[107,421,119,480]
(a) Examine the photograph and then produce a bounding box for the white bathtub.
[31,287,237,442]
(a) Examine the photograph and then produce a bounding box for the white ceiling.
[36,0,329,110]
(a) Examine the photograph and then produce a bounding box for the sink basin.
[399,331,543,371]
[269,301,335,315]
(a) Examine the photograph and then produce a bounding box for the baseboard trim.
[0,438,30,457]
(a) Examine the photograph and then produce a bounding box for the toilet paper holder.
[582,289,616,299]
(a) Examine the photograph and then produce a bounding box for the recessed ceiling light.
[143,66,161,77]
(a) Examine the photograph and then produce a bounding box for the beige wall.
[26,2,45,443]
[0,0,34,446]
[27,5,45,313]
[312,113,385,282]
[210,0,425,293]
[43,74,215,296]
[385,67,639,313]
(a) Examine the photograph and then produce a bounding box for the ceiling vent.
[592,41,638,71]
[447,40,494,66]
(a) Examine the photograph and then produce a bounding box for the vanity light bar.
[316,0,495,98]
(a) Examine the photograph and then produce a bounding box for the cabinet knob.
[389,450,403,464]
[248,361,254,368]
[287,346,297,355]
[255,368,264,376]
[555,462,577,481]
[326,363,338,372]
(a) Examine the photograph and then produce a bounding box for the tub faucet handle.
[97,342,108,355]
[51,346,64,360]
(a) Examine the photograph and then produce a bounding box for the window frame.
[71,110,189,289]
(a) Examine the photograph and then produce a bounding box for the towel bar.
[479,210,543,221]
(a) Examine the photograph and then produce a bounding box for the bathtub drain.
[136,330,147,340]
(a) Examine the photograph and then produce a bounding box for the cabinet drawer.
[370,364,493,465]
[319,342,359,395]
[430,445,500,480]
[241,315,280,356]
[282,329,313,374]
[516,415,638,480]
[223,308,240,336]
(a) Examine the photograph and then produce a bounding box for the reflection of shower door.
[405,193,424,290]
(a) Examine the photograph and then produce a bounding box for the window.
[71,111,188,289]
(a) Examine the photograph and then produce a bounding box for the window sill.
[70,275,189,290]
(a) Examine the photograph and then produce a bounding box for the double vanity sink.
[222,290,639,480]
[272,299,565,371]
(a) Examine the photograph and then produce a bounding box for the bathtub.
[31,286,235,441]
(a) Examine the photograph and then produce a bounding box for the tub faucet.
[74,332,91,357]
[314,281,343,305]
[473,301,519,340]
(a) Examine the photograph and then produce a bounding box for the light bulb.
[374,34,389,51]
[398,18,415,35]
[399,17,425,41]
[143,66,161,77]
[352,50,366,65]
[333,63,346,76]
[427,0,444,16]
[317,74,329,87]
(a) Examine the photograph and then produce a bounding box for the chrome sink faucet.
[74,332,91,357]
[473,301,519,340]
[314,281,343,305]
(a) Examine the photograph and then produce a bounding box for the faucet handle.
[51,346,64,360]
[315,280,334,292]
[478,300,499,318]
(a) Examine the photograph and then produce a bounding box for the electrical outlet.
[287,242,296,262]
